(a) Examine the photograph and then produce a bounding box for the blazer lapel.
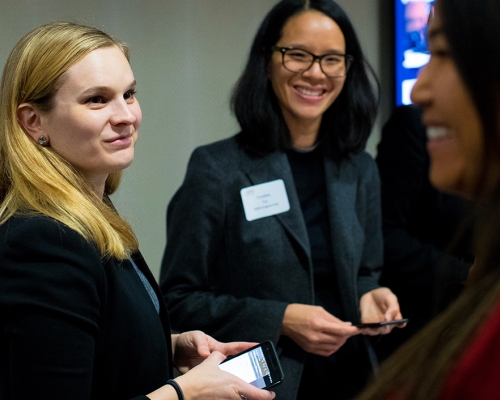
[242,149,311,262]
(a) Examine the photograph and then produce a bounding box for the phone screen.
[219,342,283,389]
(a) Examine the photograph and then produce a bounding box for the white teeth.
[298,87,322,96]
[427,127,448,139]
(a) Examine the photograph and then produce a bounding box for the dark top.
[287,146,370,399]
[160,133,383,399]
[375,105,473,359]
[0,215,173,400]
[286,146,342,318]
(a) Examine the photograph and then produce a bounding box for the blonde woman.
[0,22,275,400]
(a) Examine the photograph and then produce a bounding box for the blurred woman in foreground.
[358,0,500,398]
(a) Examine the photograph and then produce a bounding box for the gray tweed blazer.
[160,133,383,399]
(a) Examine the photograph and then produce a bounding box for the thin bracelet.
[166,379,185,400]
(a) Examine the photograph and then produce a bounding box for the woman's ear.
[17,103,45,142]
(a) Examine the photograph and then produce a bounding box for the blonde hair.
[0,22,138,259]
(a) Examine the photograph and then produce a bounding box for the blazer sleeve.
[355,152,384,298]
[0,217,104,399]
[160,145,289,343]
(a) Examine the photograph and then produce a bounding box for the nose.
[410,64,431,106]
[302,58,326,78]
[110,98,139,125]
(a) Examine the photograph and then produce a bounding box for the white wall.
[0,0,392,279]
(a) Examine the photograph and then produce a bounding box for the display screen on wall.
[395,0,434,105]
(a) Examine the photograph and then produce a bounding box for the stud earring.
[37,136,49,146]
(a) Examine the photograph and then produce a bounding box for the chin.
[109,159,134,173]
[429,171,471,199]
[429,166,458,193]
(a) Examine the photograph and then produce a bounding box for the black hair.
[440,0,500,275]
[356,2,500,398]
[231,0,379,159]
[441,0,500,181]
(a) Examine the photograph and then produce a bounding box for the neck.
[286,118,321,150]
[84,173,108,199]
[279,104,323,149]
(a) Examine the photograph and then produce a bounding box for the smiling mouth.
[427,127,451,139]
[295,86,326,97]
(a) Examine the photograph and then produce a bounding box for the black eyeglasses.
[271,46,353,78]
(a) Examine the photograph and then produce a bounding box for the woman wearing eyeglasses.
[160,1,403,398]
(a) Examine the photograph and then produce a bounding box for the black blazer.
[160,134,383,399]
[0,215,173,400]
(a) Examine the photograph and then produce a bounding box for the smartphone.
[356,318,409,328]
[219,341,284,390]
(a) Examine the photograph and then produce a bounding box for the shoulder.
[0,214,104,320]
[191,134,242,163]
[1,214,97,253]
[184,134,252,180]
[342,151,379,181]
[347,150,377,168]
[0,214,102,278]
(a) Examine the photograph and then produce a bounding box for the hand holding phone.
[219,340,284,390]
[356,318,409,328]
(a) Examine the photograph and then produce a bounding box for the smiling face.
[39,46,141,192]
[410,6,486,198]
[269,10,346,144]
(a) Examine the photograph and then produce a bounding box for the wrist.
[166,379,185,400]
[281,303,299,337]
[175,374,197,400]
[145,383,179,400]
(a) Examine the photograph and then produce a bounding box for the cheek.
[50,116,94,146]
[269,62,291,100]
[326,78,345,104]
[428,130,484,196]
[428,142,467,193]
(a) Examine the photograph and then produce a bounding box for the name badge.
[240,179,290,221]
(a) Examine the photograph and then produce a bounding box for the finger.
[380,294,401,318]
[359,327,383,336]
[361,324,394,336]
[205,350,226,364]
[322,324,360,337]
[196,339,211,358]
[303,337,350,355]
[238,381,276,400]
[383,304,401,319]
[312,331,353,345]
[216,341,258,357]
[186,330,211,357]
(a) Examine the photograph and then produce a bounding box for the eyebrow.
[80,80,137,96]
[285,45,346,55]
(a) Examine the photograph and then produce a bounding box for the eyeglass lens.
[282,49,349,77]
